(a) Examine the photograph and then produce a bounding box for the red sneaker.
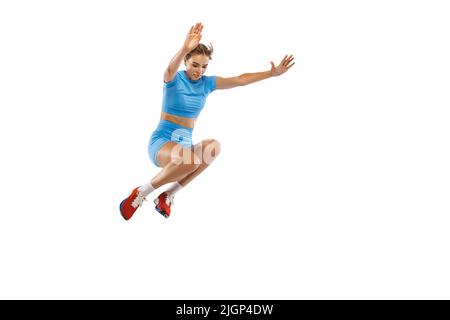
[120,187,147,220]
[154,192,175,218]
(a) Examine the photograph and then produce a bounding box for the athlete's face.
[184,54,210,81]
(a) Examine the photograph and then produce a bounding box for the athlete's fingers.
[285,56,294,66]
[193,22,203,33]
[283,55,294,66]
[286,62,295,69]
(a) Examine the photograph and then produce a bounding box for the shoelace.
[131,192,147,208]
[165,193,175,206]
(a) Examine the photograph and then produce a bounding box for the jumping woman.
[120,22,295,220]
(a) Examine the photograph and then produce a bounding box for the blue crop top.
[162,71,217,118]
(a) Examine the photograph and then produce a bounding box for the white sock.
[138,182,156,197]
[166,182,183,195]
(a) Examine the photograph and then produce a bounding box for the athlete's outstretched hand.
[183,22,203,52]
[270,55,295,77]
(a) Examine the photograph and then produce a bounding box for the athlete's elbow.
[236,75,247,86]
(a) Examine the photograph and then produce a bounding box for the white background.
[1,0,449,299]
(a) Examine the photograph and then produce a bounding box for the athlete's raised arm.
[164,22,203,83]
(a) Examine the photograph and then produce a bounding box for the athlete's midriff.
[161,111,196,129]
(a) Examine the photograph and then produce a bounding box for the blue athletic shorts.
[148,120,193,167]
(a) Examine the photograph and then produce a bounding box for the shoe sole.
[120,199,130,220]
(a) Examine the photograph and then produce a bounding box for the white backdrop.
[1,0,449,299]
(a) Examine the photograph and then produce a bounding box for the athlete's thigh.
[157,142,197,167]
